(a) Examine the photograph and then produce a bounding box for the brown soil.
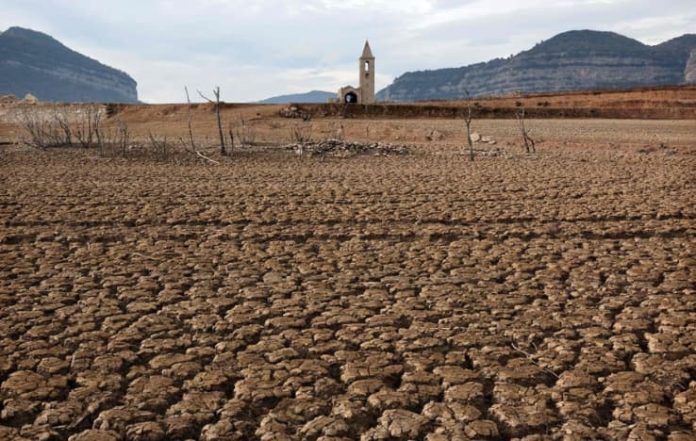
[0,100,695,440]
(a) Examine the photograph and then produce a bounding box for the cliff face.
[686,50,696,84]
[378,30,696,101]
[0,27,138,103]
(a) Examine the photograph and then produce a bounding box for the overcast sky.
[1,0,694,103]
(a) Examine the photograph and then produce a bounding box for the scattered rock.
[289,139,410,157]
[426,129,445,141]
[280,106,311,120]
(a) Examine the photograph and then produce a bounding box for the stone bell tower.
[336,41,376,104]
[359,40,375,104]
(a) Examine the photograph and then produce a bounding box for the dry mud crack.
[0,142,695,441]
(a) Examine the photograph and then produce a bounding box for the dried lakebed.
[0,146,695,441]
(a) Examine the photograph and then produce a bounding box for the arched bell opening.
[344,92,358,104]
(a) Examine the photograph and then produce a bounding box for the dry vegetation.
[405,85,696,119]
[0,97,695,441]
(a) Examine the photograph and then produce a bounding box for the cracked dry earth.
[0,145,695,441]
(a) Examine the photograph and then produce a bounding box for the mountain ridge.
[377,30,696,101]
[0,27,138,103]
[259,90,335,104]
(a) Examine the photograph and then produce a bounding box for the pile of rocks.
[471,132,497,145]
[288,139,411,157]
[426,129,445,141]
[279,106,311,120]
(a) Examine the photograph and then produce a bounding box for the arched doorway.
[344,92,358,104]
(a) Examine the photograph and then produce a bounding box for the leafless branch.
[196,150,220,165]
[184,86,197,151]
[52,107,73,146]
[74,105,103,148]
[463,89,475,161]
[515,102,536,154]
[17,105,76,148]
[198,87,227,156]
[228,124,235,148]
[148,131,169,159]
[115,120,130,157]
[233,116,256,147]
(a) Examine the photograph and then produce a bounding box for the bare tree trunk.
[75,105,101,148]
[117,120,130,157]
[198,87,227,156]
[53,108,73,146]
[96,123,103,152]
[213,88,226,156]
[148,131,170,159]
[463,90,475,161]
[515,107,536,154]
[184,87,196,151]
[465,104,474,161]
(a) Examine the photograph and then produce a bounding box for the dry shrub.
[290,122,312,144]
[231,116,257,147]
[74,105,104,148]
[515,105,536,154]
[16,105,75,148]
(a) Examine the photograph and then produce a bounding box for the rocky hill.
[0,27,138,103]
[378,30,696,101]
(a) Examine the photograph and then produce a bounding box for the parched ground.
[0,119,695,441]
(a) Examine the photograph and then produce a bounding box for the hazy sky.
[1,0,694,103]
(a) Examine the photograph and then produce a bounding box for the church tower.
[336,41,376,104]
[359,41,375,104]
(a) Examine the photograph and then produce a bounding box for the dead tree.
[177,87,217,165]
[17,105,50,148]
[515,105,536,154]
[182,87,196,152]
[75,105,102,148]
[198,87,227,156]
[53,107,73,146]
[233,116,256,147]
[290,122,312,156]
[463,90,475,161]
[148,131,169,159]
[17,105,73,148]
[227,123,239,150]
[116,120,130,157]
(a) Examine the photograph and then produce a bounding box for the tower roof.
[361,40,374,59]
